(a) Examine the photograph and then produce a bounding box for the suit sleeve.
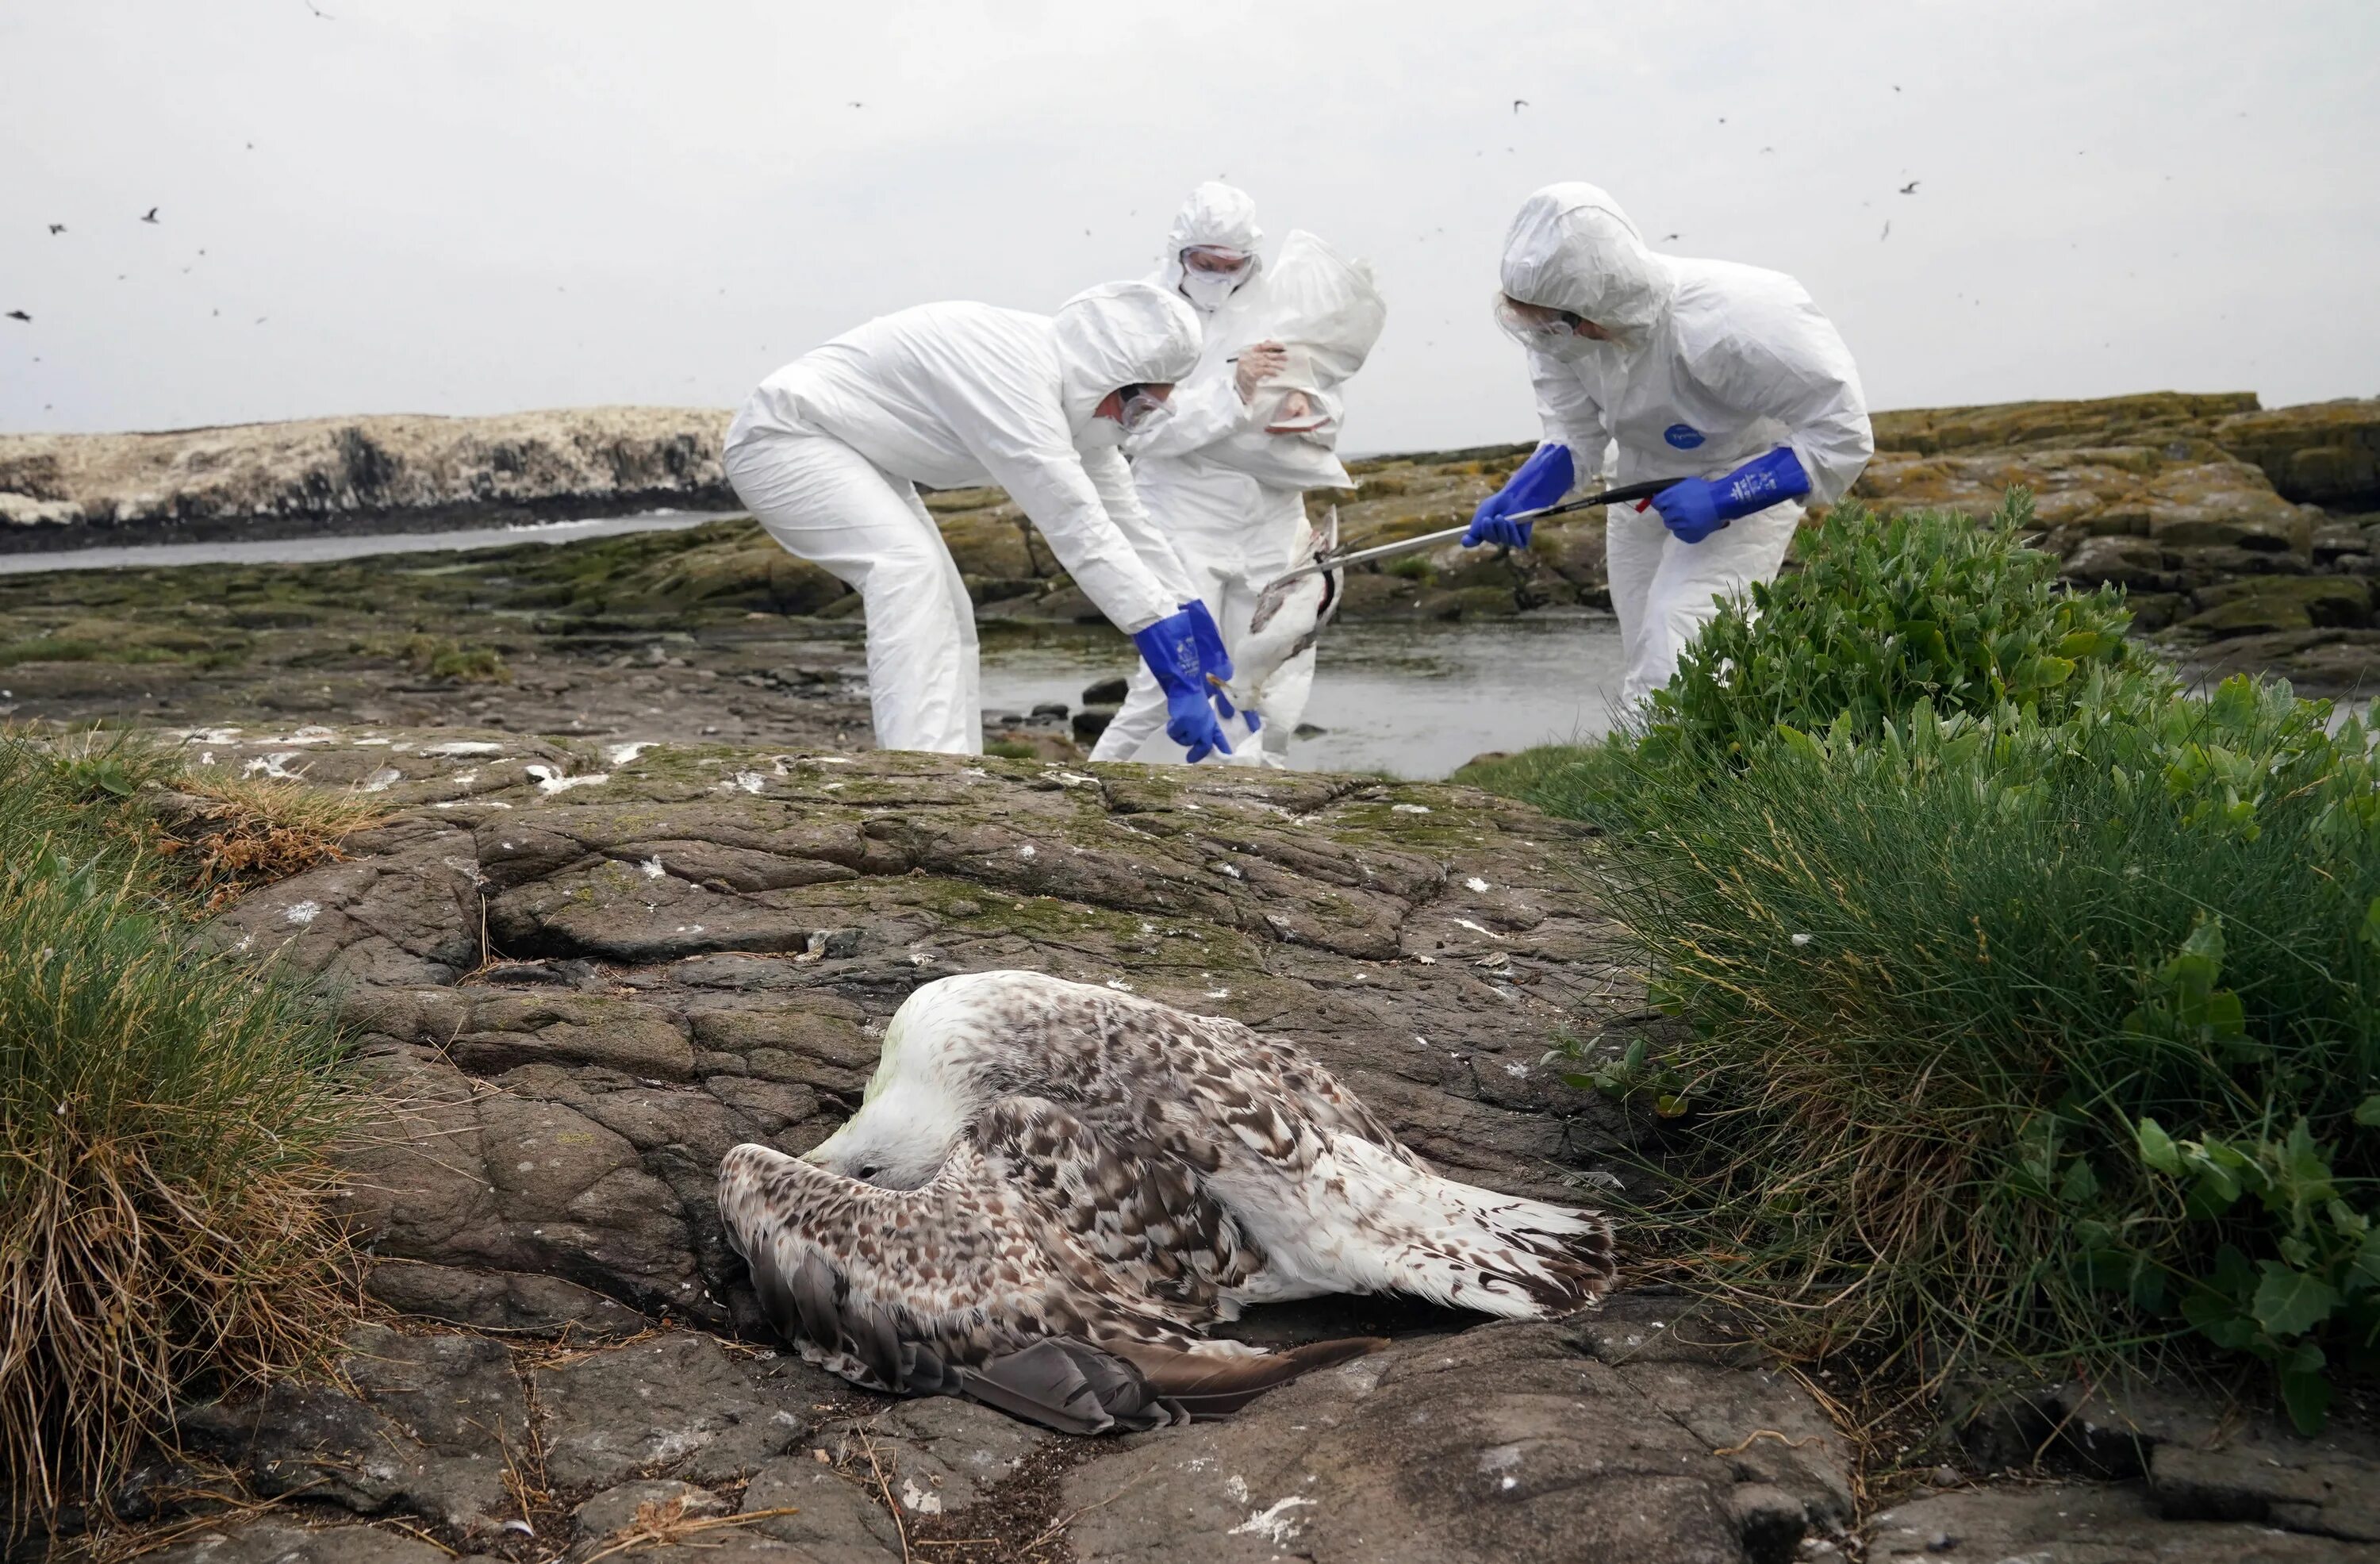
[1080,445,1197,605]
[1699,297,1874,505]
[1126,368,1246,462]
[941,385,1178,635]
[1529,352,1613,491]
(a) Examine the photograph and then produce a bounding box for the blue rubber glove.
[1463,443,1574,549]
[1131,608,1234,763]
[1181,600,1242,723]
[1650,446,1813,544]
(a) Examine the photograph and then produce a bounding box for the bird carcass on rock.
[1231,509,1345,732]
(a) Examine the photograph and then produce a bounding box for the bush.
[1645,491,2136,762]
[1468,495,2380,1425]
[0,735,354,1531]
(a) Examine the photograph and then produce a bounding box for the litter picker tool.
[1261,477,1683,588]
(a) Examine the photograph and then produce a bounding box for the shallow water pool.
[978,613,1631,780]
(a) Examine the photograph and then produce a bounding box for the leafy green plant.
[1471,495,2380,1423]
[1646,490,2136,762]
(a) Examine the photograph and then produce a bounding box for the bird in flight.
[301,0,333,16]
[846,100,863,108]
[47,224,65,235]
[1881,221,1892,241]
[1661,232,1679,241]
[6,310,29,323]
[140,207,159,223]
[1512,98,1528,113]
[1898,179,1921,194]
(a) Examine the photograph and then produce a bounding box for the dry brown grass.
[2,735,360,1539]
[148,776,386,911]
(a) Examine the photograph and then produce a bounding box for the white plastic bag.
[1203,231,1384,490]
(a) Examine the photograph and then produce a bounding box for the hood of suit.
[1053,279,1203,439]
[1499,182,1675,353]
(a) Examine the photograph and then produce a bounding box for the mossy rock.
[2179,576,2375,637]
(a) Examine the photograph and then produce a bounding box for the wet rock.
[1059,1309,1847,1564]
[1072,708,1114,740]
[1868,1484,2367,1562]
[1082,674,1130,705]
[177,1324,524,1534]
[2178,576,2374,636]
[533,1332,830,1492]
[363,1260,651,1337]
[135,1516,461,1564]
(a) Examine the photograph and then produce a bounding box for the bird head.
[801,1001,970,1189]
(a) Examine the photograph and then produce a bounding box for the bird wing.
[972,1093,1265,1320]
[932,972,1423,1170]
[720,1139,1345,1433]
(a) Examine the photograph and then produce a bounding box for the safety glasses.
[1180,244,1253,278]
[1115,383,1173,432]
[1493,294,1585,344]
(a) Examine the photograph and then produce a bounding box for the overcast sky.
[4,1,2375,454]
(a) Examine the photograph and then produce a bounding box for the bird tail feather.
[1329,1137,1618,1318]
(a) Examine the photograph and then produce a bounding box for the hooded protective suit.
[724,283,1202,754]
[1093,193,1380,769]
[1498,183,1872,708]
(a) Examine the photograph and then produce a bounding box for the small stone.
[1929,1464,1962,1488]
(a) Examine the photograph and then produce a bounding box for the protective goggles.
[1493,294,1589,344]
[1114,383,1173,432]
[1179,244,1254,278]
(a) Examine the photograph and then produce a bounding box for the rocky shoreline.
[0,407,734,551]
[13,389,2374,686]
[36,731,2374,1564]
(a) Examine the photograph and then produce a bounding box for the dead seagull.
[720,971,1614,1432]
[140,207,159,223]
[5,310,29,323]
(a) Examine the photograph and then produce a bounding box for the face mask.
[1119,390,1171,433]
[1177,270,1242,313]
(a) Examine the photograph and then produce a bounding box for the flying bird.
[300,0,333,16]
[846,100,863,107]
[5,310,29,323]
[47,224,64,235]
[721,971,1615,1432]
[1881,221,1892,241]
[1662,232,1680,241]
[1898,179,1921,194]
[140,207,159,223]
[1512,98,1528,113]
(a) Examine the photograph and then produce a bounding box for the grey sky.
[4,1,2374,454]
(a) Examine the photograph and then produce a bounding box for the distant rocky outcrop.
[0,406,733,548]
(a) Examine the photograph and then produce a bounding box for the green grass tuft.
[0,732,357,1533]
[1472,495,2380,1426]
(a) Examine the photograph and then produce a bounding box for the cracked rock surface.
[91,728,2380,1562]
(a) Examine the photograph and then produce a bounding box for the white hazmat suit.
[724,284,1201,754]
[1094,190,1383,767]
[1501,183,1873,708]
